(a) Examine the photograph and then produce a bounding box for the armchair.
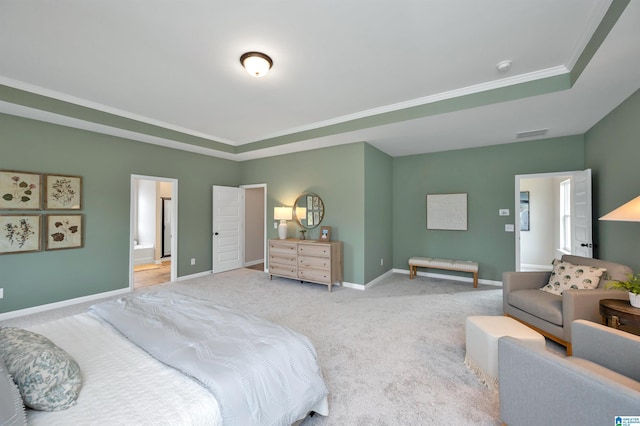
[499,320,640,426]
[503,254,632,354]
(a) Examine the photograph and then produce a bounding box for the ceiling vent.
[516,128,549,139]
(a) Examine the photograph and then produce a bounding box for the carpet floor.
[2,269,546,425]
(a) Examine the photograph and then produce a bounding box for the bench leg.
[409,265,414,279]
[473,272,478,288]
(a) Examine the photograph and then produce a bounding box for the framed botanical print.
[46,214,84,250]
[0,170,42,210]
[319,226,332,241]
[0,214,41,254]
[45,174,82,210]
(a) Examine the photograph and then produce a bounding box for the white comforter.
[26,313,222,426]
[90,291,329,426]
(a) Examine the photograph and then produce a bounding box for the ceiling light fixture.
[240,52,273,78]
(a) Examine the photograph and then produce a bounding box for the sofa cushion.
[541,258,606,296]
[508,289,563,326]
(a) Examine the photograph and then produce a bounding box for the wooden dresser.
[269,239,343,292]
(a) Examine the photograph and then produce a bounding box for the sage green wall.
[240,143,366,284]
[0,113,239,313]
[392,136,585,281]
[364,144,393,282]
[586,88,640,273]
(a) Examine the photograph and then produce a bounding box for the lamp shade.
[599,196,640,222]
[274,206,292,221]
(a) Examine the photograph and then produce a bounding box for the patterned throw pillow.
[540,258,607,296]
[0,327,81,411]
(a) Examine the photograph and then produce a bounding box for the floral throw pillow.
[0,327,81,411]
[540,258,607,296]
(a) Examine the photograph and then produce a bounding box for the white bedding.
[25,313,222,426]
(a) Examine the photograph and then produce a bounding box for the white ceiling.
[1,1,639,161]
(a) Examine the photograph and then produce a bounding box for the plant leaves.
[18,181,28,188]
[2,194,13,201]
[20,196,30,202]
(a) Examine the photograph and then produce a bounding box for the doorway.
[515,170,593,271]
[130,175,178,288]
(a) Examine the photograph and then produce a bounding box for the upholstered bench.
[464,316,545,389]
[408,257,479,287]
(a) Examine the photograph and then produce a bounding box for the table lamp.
[274,207,292,239]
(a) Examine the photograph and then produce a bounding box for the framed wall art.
[0,214,41,254]
[45,174,82,210]
[0,170,42,210]
[426,193,468,231]
[46,214,84,250]
[520,191,530,231]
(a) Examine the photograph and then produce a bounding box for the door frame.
[240,183,267,270]
[130,174,178,288]
[514,170,590,271]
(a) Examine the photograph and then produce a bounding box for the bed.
[0,290,329,426]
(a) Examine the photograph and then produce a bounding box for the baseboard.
[0,288,130,321]
[177,270,213,281]
[394,268,503,287]
[244,259,264,267]
[520,263,553,272]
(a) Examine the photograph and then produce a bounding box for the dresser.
[269,239,343,292]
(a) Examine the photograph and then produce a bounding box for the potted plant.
[606,273,640,308]
[299,229,307,240]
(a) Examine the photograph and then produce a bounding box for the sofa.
[503,254,632,354]
[499,320,640,426]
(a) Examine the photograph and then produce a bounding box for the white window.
[559,179,571,252]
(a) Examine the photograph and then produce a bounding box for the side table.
[599,299,640,335]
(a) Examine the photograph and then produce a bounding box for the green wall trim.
[0,84,235,153]
[570,0,630,86]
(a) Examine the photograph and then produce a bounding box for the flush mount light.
[240,51,273,77]
[496,60,512,72]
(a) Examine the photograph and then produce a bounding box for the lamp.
[240,52,273,77]
[599,196,640,221]
[274,206,292,239]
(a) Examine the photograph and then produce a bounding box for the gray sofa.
[499,320,640,426]
[503,254,632,354]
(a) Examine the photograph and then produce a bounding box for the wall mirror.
[293,192,324,229]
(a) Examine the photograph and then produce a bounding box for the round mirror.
[293,192,324,229]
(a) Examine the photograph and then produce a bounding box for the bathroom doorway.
[130,175,178,288]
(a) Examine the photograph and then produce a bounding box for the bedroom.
[1,1,640,424]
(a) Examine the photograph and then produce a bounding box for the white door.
[571,169,593,258]
[162,198,172,257]
[212,186,244,273]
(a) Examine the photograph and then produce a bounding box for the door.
[162,197,172,257]
[515,169,593,271]
[571,169,593,257]
[212,186,244,273]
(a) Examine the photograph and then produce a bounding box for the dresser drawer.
[298,243,331,258]
[269,263,297,279]
[298,255,330,270]
[298,267,331,284]
[270,253,297,266]
[269,241,297,256]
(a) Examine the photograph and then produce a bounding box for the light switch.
[499,209,510,216]
[505,224,514,232]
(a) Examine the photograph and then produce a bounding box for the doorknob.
[214,232,219,236]
[580,243,593,248]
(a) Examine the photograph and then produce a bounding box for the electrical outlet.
[505,224,515,232]
[499,209,510,216]
[380,258,384,266]
[190,258,196,265]
[0,288,3,299]
[274,222,278,229]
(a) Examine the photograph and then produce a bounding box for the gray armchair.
[499,320,640,426]
[503,254,632,354]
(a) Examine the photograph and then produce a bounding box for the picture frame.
[45,174,82,210]
[46,214,84,250]
[319,226,332,241]
[426,193,468,231]
[0,214,41,254]
[0,170,42,210]
[520,191,530,231]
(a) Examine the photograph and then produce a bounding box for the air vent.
[517,128,549,139]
